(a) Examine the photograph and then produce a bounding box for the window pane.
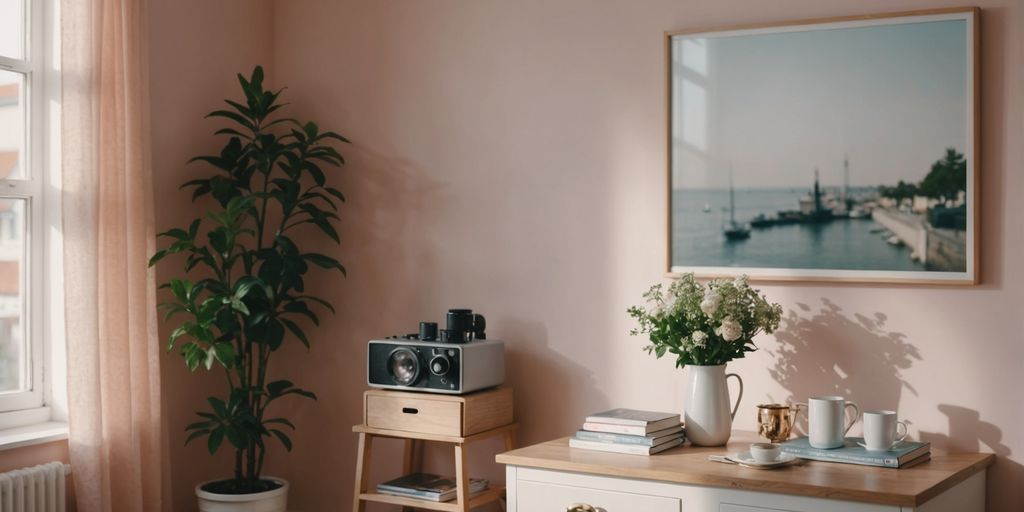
[0,0,25,59]
[0,198,25,393]
[0,70,25,180]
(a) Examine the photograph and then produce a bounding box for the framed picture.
[665,8,979,284]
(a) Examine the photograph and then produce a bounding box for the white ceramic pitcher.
[685,364,744,446]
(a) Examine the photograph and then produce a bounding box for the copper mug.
[756,403,802,443]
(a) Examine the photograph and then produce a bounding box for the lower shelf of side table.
[358,486,506,511]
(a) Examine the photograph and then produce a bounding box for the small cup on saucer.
[749,443,782,463]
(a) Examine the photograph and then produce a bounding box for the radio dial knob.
[430,355,451,376]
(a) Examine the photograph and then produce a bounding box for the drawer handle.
[567,504,597,512]
[402,407,419,414]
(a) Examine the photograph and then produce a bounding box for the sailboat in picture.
[723,165,750,241]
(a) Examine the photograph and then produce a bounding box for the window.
[0,0,59,422]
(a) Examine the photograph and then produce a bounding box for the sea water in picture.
[667,9,978,283]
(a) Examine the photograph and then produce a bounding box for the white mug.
[863,410,909,451]
[797,396,859,449]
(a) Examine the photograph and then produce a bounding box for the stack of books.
[569,408,685,455]
[377,473,488,502]
[780,437,931,468]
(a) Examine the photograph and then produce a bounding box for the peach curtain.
[61,0,170,510]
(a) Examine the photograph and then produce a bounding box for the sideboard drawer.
[517,480,681,512]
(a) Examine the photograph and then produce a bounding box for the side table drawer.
[366,393,462,436]
[517,480,681,512]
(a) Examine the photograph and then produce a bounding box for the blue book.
[780,437,930,468]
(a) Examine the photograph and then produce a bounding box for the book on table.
[586,408,680,430]
[377,473,489,502]
[569,436,684,455]
[574,425,684,447]
[581,420,682,436]
[780,437,931,468]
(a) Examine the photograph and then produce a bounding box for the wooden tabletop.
[495,432,994,507]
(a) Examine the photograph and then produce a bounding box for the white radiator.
[0,462,71,512]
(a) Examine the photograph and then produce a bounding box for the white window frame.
[0,0,65,430]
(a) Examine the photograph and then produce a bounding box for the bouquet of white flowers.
[628,274,782,367]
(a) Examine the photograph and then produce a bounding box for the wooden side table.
[352,423,517,512]
[352,387,516,512]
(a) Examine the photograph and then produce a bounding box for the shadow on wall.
[767,298,921,431]
[499,318,605,445]
[264,143,451,512]
[401,319,603,512]
[920,405,1023,511]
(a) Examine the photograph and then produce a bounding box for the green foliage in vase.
[148,66,348,493]
[628,274,782,368]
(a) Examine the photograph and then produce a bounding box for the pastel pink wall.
[148,0,274,509]
[150,0,1024,511]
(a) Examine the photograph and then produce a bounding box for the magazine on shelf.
[376,473,488,502]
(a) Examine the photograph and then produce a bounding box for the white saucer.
[857,441,905,452]
[729,451,799,469]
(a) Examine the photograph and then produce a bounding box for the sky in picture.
[672,19,968,189]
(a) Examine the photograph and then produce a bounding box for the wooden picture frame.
[665,7,980,284]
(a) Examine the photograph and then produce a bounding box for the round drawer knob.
[567,504,597,512]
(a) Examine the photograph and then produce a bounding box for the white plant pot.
[684,364,744,446]
[196,477,289,512]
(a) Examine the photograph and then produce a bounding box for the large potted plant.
[150,66,348,511]
[628,274,782,446]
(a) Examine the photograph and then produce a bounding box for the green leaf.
[224,426,246,449]
[267,380,293,397]
[208,397,228,417]
[302,253,346,276]
[206,110,256,132]
[207,428,225,454]
[283,301,319,326]
[224,99,254,118]
[295,295,336,314]
[303,161,326,186]
[270,429,292,451]
[169,279,192,302]
[212,342,236,367]
[264,418,296,430]
[310,217,340,244]
[214,127,251,139]
[280,318,309,349]
[250,66,264,90]
[148,250,168,267]
[184,430,207,446]
[185,420,213,431]
[325,187,346,203]
[230,298,250,316]
[158,228,189,240]
[304,121,318,138]
[319,131,351,144]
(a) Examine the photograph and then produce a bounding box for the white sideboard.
[496,434,993,512]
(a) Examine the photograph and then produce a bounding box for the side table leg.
[454,443,470,512]
[353,432,373,512]
[401,439,420,512]
[503,428,516,451]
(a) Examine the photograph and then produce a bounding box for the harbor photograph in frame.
[666,8,978,284]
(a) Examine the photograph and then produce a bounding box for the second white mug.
[863,410,909,451]
[797,396,859,449]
